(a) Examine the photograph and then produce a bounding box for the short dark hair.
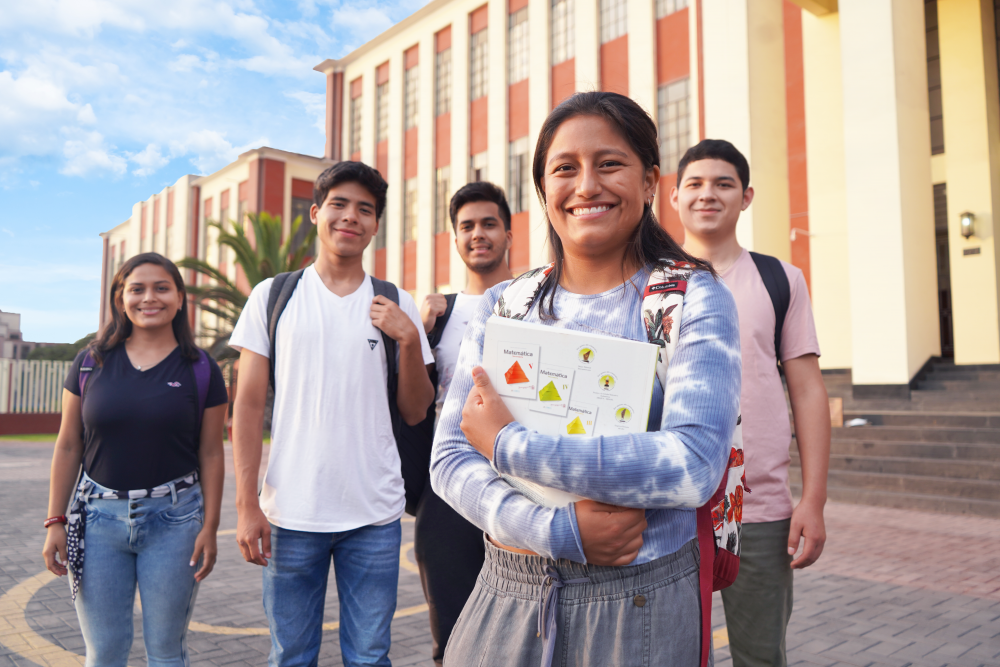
[313,161,389,218]
[449,181,511,231]
[676,139,751,192]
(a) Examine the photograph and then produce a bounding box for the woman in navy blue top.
[42,253,229,667]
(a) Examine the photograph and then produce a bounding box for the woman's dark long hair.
[89,253,200,366]
[531,91,714,318]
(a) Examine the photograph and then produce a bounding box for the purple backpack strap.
[192,349,211,429]
[78,352,96,398]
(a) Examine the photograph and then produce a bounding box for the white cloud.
[330,5,393,40]
[129,143,170,176]
[169,129,269,173]
[1,228,14,237]
[59,130,128,177]
[76,103,97,125]
[286,90,326,134]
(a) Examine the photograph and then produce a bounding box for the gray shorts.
[444,537,708,667]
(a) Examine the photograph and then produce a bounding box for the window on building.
[435,166,451,234]
[403,178,419,242]
[470,151,489,182]
[376,81,390,143]
[405,65,420,130]
[470,30,489,100]
[600,0,627,44]
[508,137,530,214]
[552,0,575,64]
[350,95,363,155]
[658,78,690,175]
[436,48,452,116]
[655,0,686,19]
[290,197,314,257]
[509,8,529,84]
[925,0,944,155]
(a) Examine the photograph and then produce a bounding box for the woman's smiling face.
[542,114,659,259]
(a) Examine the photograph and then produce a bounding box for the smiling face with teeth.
[122,263,184,331]
[541,114,659,266]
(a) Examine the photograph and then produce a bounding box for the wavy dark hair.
[531,91,714,318]
[89,253,200,366]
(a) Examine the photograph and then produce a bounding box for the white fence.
[0,359,73,414]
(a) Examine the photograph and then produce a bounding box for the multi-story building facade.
[314,0,1000,397]
[100,147,333,339]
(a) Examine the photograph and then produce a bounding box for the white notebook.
[481,316,659,507]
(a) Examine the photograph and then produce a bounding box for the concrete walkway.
[0,441,997,666]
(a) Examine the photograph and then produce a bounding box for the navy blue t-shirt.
[65,345,229,490]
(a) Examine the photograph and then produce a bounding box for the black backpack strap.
[426,293,458,349]
[370,276,401,432]
[749,252,791,364]
[266,269,305,389]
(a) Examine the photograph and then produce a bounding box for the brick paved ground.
[1,441,998,666]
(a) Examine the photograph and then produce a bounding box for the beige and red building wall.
[316,0,1000,395]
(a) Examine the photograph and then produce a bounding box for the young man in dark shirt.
[414,182,514,666]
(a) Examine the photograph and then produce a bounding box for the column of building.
[839,0,939,393]
[937,0,1000,365]
[702,0,790,261]
[508,0,531,273]
[433,26,455,291]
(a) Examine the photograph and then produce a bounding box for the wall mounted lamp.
[960,211,976,239]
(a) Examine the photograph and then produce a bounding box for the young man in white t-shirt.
[229,162,435,667]
[671,140,830,667]
[413,181,513,666]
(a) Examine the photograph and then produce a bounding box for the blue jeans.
[74,476,203,667]
[262,520,401,667]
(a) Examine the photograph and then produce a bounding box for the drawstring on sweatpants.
[537,565,590,667]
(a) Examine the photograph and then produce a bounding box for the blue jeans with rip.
[74,475,203,667]
[262,520,401,667]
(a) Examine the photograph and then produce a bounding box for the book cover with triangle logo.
[496,342,539,398]
[529,364,574,416]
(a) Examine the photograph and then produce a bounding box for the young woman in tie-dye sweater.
[430,92,741,667]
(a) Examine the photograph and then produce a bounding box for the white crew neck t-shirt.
[229,267,434,533]
[432,292,485,420]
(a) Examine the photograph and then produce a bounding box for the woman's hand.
[575,500,647,566]
[461,366,515,461]
[190,527,218,582]
[42,525,68,576]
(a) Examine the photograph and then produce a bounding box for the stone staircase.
[790,359,1000,518]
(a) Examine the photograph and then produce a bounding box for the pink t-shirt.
[721,248,821,523]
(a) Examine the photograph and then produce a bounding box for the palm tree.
[177,211,316,360]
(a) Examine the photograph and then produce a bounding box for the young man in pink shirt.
[671,140,831,667]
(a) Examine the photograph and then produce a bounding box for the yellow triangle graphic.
[566,416,587,434]
[539,380,562,401]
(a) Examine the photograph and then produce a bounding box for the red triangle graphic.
[504,360,530,384]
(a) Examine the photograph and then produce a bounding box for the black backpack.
[265,270,433,516]
[395,293,457,515]
[749,252,791,366]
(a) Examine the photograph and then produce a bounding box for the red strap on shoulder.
[696,503,715,667]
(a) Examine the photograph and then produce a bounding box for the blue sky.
[0,0,426,344]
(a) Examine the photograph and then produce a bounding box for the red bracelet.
[44,516,67,528]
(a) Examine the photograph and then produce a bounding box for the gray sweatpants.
[721,519,794,667]
[444,538,708,667]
